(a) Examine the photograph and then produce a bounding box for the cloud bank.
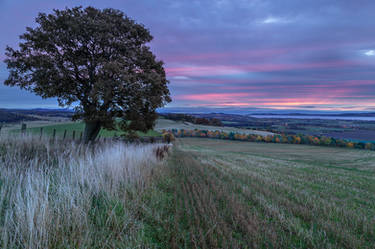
[1,0,375,111]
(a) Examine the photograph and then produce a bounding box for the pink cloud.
[166,60,359,77]
[174,85,375,110]
[162,48,289,62]
[177,92,252,101]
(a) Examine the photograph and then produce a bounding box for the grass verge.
[0,134,166,248]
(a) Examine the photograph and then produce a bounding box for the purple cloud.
[1,0,375,110]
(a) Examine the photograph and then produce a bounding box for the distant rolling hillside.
[155,118,275,136]
[0,109,39,123]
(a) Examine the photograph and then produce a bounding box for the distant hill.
[0,108,74,123]
[10,108,73,118]
[0,109,39,123]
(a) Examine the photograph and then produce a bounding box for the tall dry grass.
[0,134,166,248]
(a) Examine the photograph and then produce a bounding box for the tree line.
[165,129,375,150]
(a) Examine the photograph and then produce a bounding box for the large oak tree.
[4,6,171,143]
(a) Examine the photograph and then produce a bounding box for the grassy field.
[2,133,375,248]
[155,118,275,136]
[22,121,160,138]
[139,138,375,248]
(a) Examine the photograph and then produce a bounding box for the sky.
[1,0,375,112]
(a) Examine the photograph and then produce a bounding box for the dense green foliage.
[4,6,171,142]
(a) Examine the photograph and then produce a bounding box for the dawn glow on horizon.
[1,0,375,111]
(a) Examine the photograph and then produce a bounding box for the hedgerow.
[163,129,375,150]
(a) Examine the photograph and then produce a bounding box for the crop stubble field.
[140,137,375,248]
[1,131,374,248]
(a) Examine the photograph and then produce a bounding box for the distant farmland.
[324,130,375,142]
[155,118,274,136]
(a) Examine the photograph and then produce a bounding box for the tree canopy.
[4,6,171,142]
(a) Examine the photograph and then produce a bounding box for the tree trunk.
[83,121,101,144]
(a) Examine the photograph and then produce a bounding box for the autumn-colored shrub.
[162,132,175,143]
[346,142,354,148]
[365,143,374,150]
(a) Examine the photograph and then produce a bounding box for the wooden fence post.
[40,127,43,140]
[21,123,27,134]
[52,129,56,141]
[72,130,76,140]
[79,132,83,142]
[63,130,67,140]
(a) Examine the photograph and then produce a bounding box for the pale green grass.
[154,118,275,136]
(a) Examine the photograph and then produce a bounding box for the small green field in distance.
[26,122,161,138]
[154,118,275,136]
